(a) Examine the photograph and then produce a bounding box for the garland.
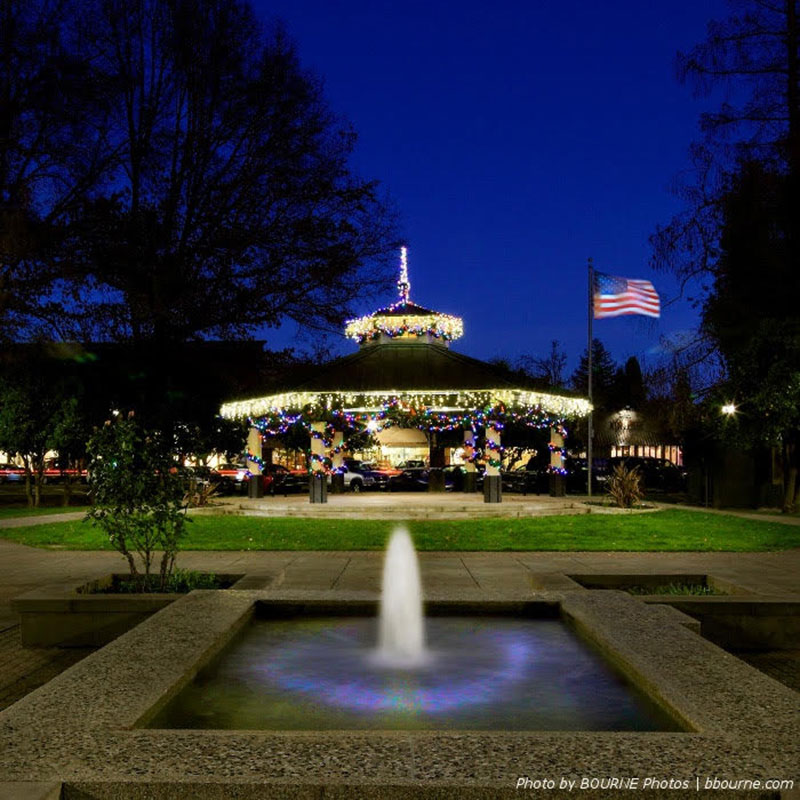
[247,411,571,475]
[546,424,568,476]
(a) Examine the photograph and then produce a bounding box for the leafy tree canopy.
[651,1,800,508]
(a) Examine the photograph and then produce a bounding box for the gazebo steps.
[199,499,590,520]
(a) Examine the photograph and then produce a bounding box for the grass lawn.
[0,509,798,551]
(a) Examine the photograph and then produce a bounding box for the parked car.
[388,467,430,492]
[262,463,307,495]
[501,464,546,494]
[564,457,610,494]
[395,459,426,470]
[329,461,377,492]
[0,463,24,483]
[387,465,474,492]
[607,457,686,493]
[347,459,396,490]
[213,463,249,493]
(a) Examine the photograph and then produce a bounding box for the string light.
[547,423,568,475]
[223,389,591,421]
[398,245,410,303]
[485,421,505,469]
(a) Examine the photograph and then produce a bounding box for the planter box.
[567,573,800,650]
[11,573,245,647]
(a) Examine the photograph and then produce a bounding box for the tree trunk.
[23,470,33,508]
[62,473,73,506]
[782,438,798,512]
[33,456,45,508]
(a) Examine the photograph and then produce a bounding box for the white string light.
[221,388,591,420]
[398,245,410,303]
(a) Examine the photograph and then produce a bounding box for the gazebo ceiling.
[220,343,591,420]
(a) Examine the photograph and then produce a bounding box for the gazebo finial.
[397,246,410,303]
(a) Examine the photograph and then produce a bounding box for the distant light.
[721,403,737,416]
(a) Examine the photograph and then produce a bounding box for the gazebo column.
[462,428,477,492]
[246,425,264,498]
[483,422,502,503]
[330,431,345,494]
[428,431,446,492]
[549,425,566,497]
[309,421,328,504]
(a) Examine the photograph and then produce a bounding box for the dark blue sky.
[254,0,727,374]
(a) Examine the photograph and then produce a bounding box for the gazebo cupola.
[344,247,463,348]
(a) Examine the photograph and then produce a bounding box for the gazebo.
[221,249,591,502]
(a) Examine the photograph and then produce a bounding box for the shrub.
[95,568,221,594]
[86,414,189,591]
[606,463,643,509]
[183,476,219,508]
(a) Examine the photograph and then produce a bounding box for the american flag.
[593,272,660,319]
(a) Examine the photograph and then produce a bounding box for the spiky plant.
[607,463,643,508]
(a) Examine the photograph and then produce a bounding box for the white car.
[327,466,375,492]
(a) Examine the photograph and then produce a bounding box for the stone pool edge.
[0,588,797,797]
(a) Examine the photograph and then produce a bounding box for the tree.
[0,0,114,338]
[702,163,800,509]
[25,0,397,345]
[86,414,189,591]
[610,356,646,410]
[184,417,248,466]
[0,348,91,506]
[652,0,800,287]
[679,0,800,178]
[651,1,800,509]
[50,394,92,506]
[571,339,617,407]
[518,340,568,389]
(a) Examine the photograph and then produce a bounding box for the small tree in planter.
[86,414,189,591]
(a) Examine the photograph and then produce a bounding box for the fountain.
[375,527,427,666]
[148,528,680,731]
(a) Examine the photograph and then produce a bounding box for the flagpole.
[587,258,593,500]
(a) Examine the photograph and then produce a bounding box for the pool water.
[148,616,682,731]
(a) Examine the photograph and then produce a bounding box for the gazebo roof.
[367,300,440,317]
[298,342,516,393]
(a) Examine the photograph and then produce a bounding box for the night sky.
[254,0,728,374]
